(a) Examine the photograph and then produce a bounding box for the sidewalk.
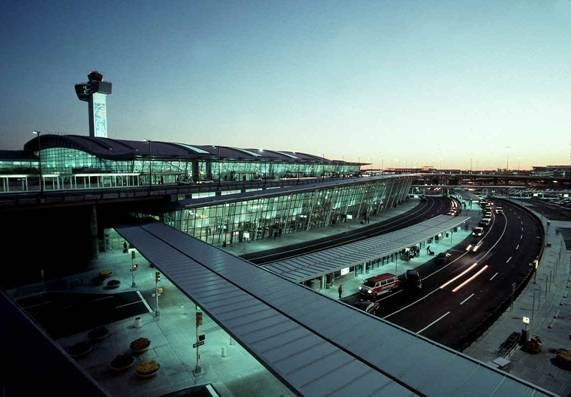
[20,249,294,397]
[321,227,473,302]
[464,200,571,396]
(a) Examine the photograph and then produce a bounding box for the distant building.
[532,165,571,178]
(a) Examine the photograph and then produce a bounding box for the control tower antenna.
[74,71,112,138]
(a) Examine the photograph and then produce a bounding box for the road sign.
[193,340,205,348]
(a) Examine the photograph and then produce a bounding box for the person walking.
[338,284,343,299]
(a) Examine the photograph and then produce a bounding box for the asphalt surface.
[346,198,543,350]
[245,196,454,264]
[525,198,571,221]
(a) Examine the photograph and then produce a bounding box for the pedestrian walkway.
[16,248,294,397]
[464,199,571,396]
[321,226,473,302]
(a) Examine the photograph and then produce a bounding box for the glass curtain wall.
[163,177,412,246]
[211,161,360,181]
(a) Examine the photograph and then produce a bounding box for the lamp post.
[130,249,137,287]
[32,131,43,195]
[504,146,511,171]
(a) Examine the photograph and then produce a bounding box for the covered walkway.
[117,222,552,397]
[263,215,469,284]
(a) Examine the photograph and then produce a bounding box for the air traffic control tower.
[74,71,112,138]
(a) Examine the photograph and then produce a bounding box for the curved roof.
[22,135,361,165]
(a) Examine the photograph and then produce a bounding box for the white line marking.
[460,293,475,305]
[384,288,439,319]
[440,263,479,289]
[376,289,402,302]
[417,311,451,334]
[115,301,142,310]
[452,265,489,292]
[137,290,153,313]
[506,256,512,263]
[520,234,523,240]
[489,272,498,281]
[515,244,519,250]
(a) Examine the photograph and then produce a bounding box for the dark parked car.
[436,251,451,265]
[400,270,422,290]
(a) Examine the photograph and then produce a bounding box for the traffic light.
[155,271,161,283]
[196,311,203,326]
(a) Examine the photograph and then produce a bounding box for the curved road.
[359,198,543,350]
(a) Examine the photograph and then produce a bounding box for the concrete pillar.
[90,205,99,259]
[321,274,326,289]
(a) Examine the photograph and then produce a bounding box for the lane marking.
[452,265,489,292]
[515,244,519,250]
[376,289,402,302]
[520,234,523,240]
[460,293,475,305]
[383,288,439,319]
[506,256,512,263]
[137,290,154,313]
[417,311,451,334]
[439,263,479,289]
[489,272,498,281]
[115,300,143,310]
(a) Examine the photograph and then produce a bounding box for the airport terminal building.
[0,134,361,192]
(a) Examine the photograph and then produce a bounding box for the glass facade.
[0,139,363,193]
[211,161,357,182]
[162,176,412,246]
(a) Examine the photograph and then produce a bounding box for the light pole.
[504,146,511,171]
[32,131,43,195]
[130,249,137,287]
[154,271,161,317]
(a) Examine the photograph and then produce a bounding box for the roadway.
[348,199,543,350]
[245,196,454,264]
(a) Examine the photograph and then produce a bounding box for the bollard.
[221,346,227,357]
[133,316,142,328]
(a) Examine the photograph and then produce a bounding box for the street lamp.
[32,131,43,195]
[504,146,511,171]
[130,249,137,287]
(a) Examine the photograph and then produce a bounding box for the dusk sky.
[1,0,570,169]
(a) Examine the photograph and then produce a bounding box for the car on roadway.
[400,270,422,290]
[480,217,492,227]
[359,273,400,298]
[472,226,484,237]
[436,251,452,265]
[352,300,381,314]
[495,207,504,215]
